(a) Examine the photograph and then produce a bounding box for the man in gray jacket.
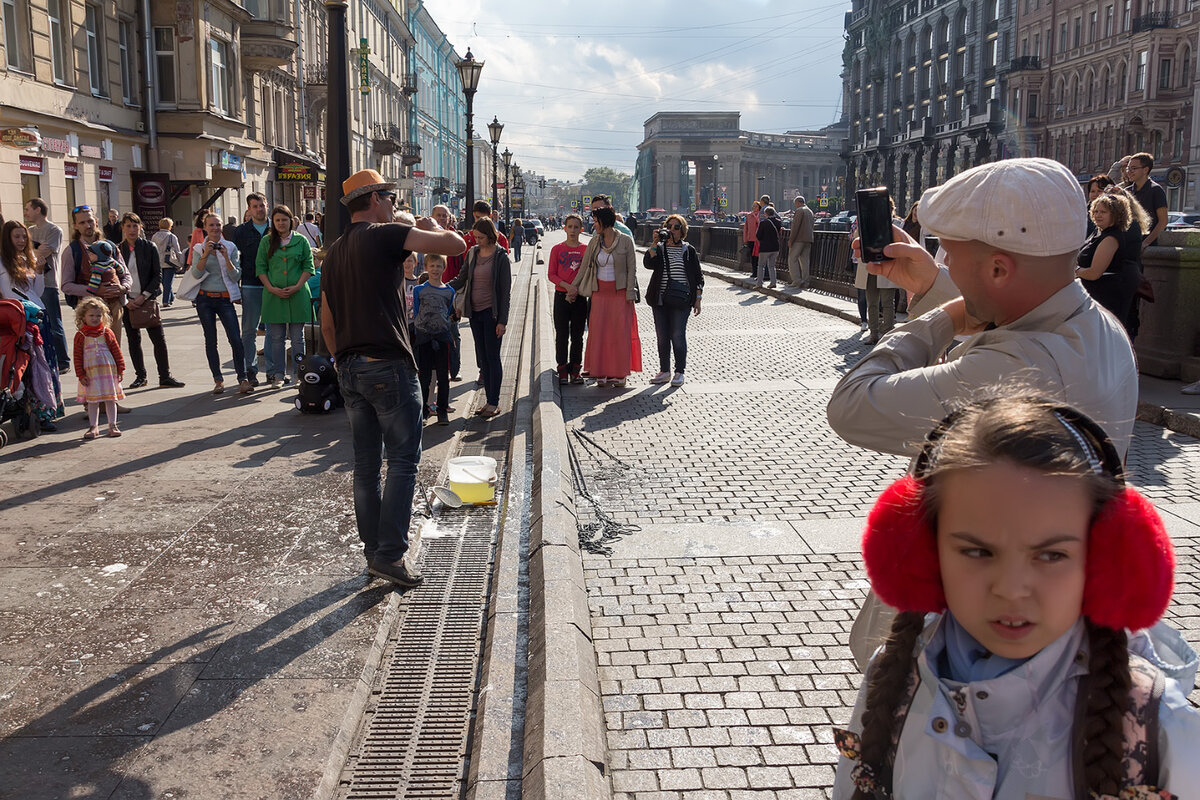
[826,157,1138,666]
[786,195,814,288]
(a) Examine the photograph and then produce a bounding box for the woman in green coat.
[255,205,313,388]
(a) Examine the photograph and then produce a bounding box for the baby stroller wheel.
[0,427,8,448]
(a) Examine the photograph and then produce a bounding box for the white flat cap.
[918,157,1088,257]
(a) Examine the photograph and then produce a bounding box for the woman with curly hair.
[1076,190,1144,335]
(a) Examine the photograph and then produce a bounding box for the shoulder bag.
[128,299,161,328]
[453,249,474,316]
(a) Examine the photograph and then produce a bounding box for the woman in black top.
[755,206,782,288]
[1076,191,1141,335]
[643,214,703,387]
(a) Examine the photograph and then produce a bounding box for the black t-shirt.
[322,221,415,365]
[1131,179,1168,239]
[1078,226,1137,275]
[756,215,781,252]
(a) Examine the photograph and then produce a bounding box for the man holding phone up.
[826,158,1139,666]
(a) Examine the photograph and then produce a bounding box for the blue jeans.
[469,309,503,406]
[336,356,423,563]
[40,286,69,367]
[265,322,305,379]
[161,267,175,305]
[512,239,522,261]
[240,285,270,378]
[449,321,462,378]
[651,303,690,374]
[195,295,246,382]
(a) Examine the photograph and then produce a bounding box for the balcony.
[372,123,404,156]
[1132,12,1171,32]
[401,71,417,95]
[1008,55,1042,72]
[400,141,421,166]
[305,65,327,86]
[241,19,298,71]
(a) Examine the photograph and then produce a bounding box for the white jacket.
[833,616,1200,800]
[185,239,241,301]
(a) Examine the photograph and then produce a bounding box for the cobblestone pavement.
[559,264,1200,799]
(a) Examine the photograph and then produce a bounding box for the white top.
[0,261,45,308]
[597,248,615,282]
[127,248,142,297]
[297,222,321,247]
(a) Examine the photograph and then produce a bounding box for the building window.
[154,27,176,105]
[1034,32,1041,58]
[1183,48,1191,88]
[1153,131,1163,161]
[1159,59,1172,89]
[118,19,137,105]
[1028,92,1039,119]
[1073,17,1081,48]
[1105,6,1113,37]
[1136,50,1147,91]
[1089,11,1097,41]
[1175,127,1185,158]
[1122,0,1131,31]
[48,0,68,83]
[85,3,106,96]
[1059,23,1068,52]
[3,0,31,72]
[209,38,232,115]
[244,0,269,18]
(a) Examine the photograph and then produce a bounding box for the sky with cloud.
[432,0,849,181]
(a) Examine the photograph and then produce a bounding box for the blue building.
[408,2,467,216]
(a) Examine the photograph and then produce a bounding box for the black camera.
[659,229,671,242]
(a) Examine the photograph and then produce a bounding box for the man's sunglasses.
[377,191,397,205]
[72,205,92,214]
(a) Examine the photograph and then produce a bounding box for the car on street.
[1167,211,1200,229]
[522,220,540,245]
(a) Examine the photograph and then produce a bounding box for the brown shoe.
[212,381,225,395]
[238,379,254,394]
[367,557,424,588]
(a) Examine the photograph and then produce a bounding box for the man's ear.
[988,250,1017,286]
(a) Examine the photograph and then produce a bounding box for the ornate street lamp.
[502,147,512,230]
[487,116,503,216]
[455,49,483,222]
[711,154,719,217]
[324,0,352,243]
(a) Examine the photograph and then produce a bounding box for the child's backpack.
[412,287,453,344]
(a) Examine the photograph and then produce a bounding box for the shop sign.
[41,136,70,155]
[133,172,170,229]
[276,161,315,181]
[302,185,317,200]
[19,155,44,174]
[412,170,425,178]
[358,38,371,94]
[218,150,242,170]
[64,162,79,178]
[80,144,102,159]
[1,128,41,150]
[98,166,114,182]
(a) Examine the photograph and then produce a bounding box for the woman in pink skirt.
[571,207,640,387]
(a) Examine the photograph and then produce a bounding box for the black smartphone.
[856,187,894,262]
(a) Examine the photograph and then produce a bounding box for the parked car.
[1167,211,1200,229]
[522,220,539,245]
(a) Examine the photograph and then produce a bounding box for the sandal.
[478,405,501,419]
[212,382,225,395]
[83,427,99,440]
[107,425,122,438]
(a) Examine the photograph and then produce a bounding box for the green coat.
[255,234,314,323]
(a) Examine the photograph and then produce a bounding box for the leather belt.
[199,290,230,298]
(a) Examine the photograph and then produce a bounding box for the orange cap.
[340,169,395,206]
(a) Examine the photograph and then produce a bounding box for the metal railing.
[1009,55,1041,71]
[1132,11,1170,32]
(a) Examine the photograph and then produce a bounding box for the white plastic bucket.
[447,456,498,504]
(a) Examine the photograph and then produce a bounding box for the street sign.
[819,198,829,207]
[570,200,578,209]
[582,194,592,206]
[412,170,425,177]
[496,182,506,189]
[719,198,728,208]
[689,203,696,211]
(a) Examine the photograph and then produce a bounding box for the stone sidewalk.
[561,268,1200,799]
[0,257,506,799]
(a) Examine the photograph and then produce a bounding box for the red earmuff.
[1083,487,1175,631]
[861,476,946,614]
[862,479,1175,631]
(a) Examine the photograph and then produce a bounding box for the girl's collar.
[80,323,106,335]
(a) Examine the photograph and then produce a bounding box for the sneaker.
[281,375,293,385]
[158,376,185,388]
[860,321,869,332]
[238,379,254,394]
[649,371,671,384]
[247,375,260,388]
[1182,380,1200,395]
[768,282,777,288]
[368,556,424,588]
[670,372,685,387]
[268,376,282,389]
[558,366,569,385]
[451,374,463,382]
[570,372,584,384]
[128,375,148,390]
[437,411,450,426]
[58,364,71,375]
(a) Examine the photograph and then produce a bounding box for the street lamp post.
[487,116,503,216]
[324,0,352,243]
[455,49,483,225]
[711,155,719,217]
[502,147,512,230]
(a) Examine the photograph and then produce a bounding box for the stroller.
[0,298,40,447]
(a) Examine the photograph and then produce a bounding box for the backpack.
[65,240,87,308]
[412,285,453,344]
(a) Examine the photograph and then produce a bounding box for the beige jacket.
[571,232,639,301]
[827,270,1137,459]
[788,204,814,245]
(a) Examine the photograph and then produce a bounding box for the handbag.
[661,281,690,307]
[127,299,161,328]
[175,267,203,302]
[1136,276,1156,303]
[454,249,474,316]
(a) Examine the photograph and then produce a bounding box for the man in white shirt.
[297,212,323,250]
[24,197,69,371]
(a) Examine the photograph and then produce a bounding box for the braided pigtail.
[1081,620,1132,797]
[851,610,926,800]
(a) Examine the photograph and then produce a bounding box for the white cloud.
[430,0,847,180]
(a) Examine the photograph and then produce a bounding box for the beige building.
[0,0,420,232]
[1005,0,1198,209]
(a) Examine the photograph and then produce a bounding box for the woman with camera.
[644,214,702,387]
[570,206,640,387]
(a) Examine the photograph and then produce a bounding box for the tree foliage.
[582,167,633,211]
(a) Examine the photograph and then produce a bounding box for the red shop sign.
[98,166,114,182]
[64,161,79,178]
[302,185,317,199]
[19,155,43,174]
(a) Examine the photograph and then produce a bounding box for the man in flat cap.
[826,158,1138,667]
[321,169,466,589]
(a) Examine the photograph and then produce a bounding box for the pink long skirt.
[584,280,642,379]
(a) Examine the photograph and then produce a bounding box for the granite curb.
[521,276,612,800]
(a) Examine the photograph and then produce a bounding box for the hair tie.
[1053,411,1103,475]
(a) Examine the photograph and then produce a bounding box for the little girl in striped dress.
[73,296,125,439]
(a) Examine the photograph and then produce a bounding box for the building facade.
[634,112,847,215]
[843,0,1016,211]
[408,1,465,216]
[1,1,469,231]
[1005,0,1197,209]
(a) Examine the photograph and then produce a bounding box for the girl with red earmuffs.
[833,394,1199,800]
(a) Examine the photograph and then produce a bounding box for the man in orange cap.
[321,169,466,588]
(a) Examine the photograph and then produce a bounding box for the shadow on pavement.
[0,575,388,800]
